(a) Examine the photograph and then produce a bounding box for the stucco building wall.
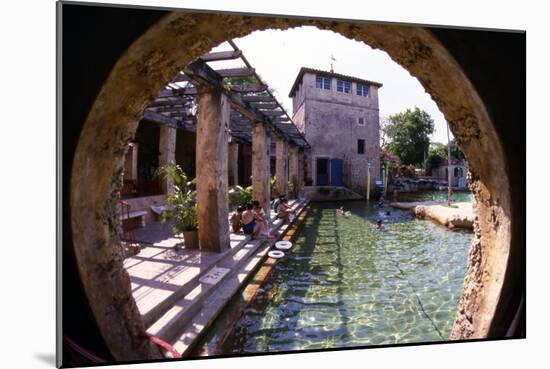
[291,70,381,195]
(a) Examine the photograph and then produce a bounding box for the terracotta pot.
[182,229,199,249]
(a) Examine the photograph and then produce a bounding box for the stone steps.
[140,234,252,328]
[169,200,309,356]
[146,237,269,343]
[172,241,272,356]
[136,199,303,328]
[144,199,307,344]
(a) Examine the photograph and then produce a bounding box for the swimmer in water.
[377,219,384,230]
[338,206,351,217]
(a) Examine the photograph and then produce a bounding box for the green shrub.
[229,185,253,209]
[156,163,197,233]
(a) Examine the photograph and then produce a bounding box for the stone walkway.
[122,199,309,356]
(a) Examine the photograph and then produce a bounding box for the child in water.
[377,219,384,230]
[338,206,351,217]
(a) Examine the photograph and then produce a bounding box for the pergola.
[142,40,309,149]
[136,40,308,253]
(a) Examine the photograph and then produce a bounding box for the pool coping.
[193,203,312,356]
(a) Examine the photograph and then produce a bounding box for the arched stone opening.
[69,12,516,361]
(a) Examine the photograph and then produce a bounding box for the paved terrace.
[123,198,309,356]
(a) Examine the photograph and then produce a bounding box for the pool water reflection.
[207,200,472,353]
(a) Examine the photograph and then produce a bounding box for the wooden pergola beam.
[147,105,189,113]
[184,60,307,147]
[260,110,286,116]
[230,84,267,93]
[147,97,191,107]
[142,110,178,125]
[158,87,197,98]
[199,49,242,62]
[250,102,278,109]
[172,67,255,83]
[216,67,255,78]
[242,95,275,103]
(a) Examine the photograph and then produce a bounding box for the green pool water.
[395,190,472,203]
[202,200,473,354]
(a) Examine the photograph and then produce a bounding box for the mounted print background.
[56,0,526,368]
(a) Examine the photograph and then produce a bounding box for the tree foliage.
[384,107,434,166]
[425,139,466,172]
[426,142,447,170]
[449,139,465,161]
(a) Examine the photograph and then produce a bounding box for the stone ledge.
[391,201,474,230]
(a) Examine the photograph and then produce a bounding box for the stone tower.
[289,67,382,195]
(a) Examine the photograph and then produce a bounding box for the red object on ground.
[148,335,182,358]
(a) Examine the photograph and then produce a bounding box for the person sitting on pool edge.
[271,194,286,212]
[230,206,245,234]
[277,197,293,223]
[241,203,256,236]
[252,200,275,239]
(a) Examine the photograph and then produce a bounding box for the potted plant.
[228,185,253,210]
[156,163,199,249]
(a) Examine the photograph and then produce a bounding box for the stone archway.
[70,12,514,360]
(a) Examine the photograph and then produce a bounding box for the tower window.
[357,83,369,97]
[357,139,365,154]
[357,117,365,126]
[337,79,351,93]
[316,75,331,90]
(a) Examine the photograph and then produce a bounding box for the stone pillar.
[196,88,230,253]
[288,144,299,198]
[228,141,239,187]
[130,143,138,181]
[297,149,305,192]
[252,122,271,217]
[158,125,177,193]
[124,143,138,181]
[275,137,288,197]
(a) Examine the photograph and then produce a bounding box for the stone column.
[252,122,271,217]
[288,144,299,198]
[131,143,138,180]
[158,125,177,193]
[196,88,230,253]
[297,149,305,192]
[228,141,239,187]
[275,137,288,197]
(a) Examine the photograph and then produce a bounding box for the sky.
[209,26,453,144]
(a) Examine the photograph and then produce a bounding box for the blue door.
[330,159,343,186]
[316,158,329,185]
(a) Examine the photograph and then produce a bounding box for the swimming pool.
[200,200,473,354]
[395,190,473,203]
